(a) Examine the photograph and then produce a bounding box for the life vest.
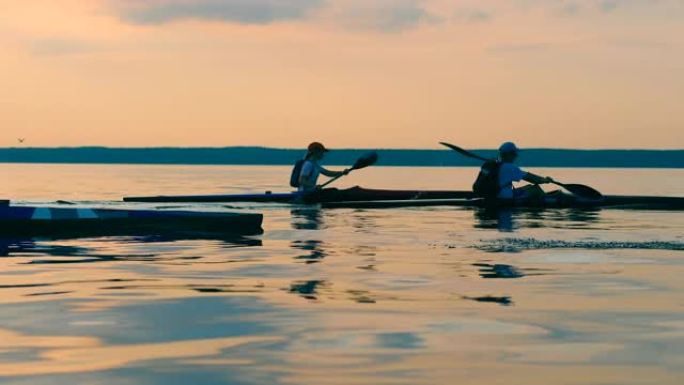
[289,159,305,188]
[473,160,503,198]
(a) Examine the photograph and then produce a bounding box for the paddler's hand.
[544,177,555,184]
[342,168,351,175]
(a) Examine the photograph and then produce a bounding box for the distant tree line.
[0,147,682,168]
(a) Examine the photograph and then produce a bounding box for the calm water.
[1,164,683,385]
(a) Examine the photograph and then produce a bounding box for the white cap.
[498,142,519,154]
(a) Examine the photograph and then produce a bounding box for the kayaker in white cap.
[290,142,349,192]
[473,142,554,199]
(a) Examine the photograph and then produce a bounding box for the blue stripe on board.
[49,208,80,220]
[76,208,98,219]
[31,208,51,220]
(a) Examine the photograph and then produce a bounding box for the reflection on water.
[289,280,326,300]
[291,240,327,264]
[0,235,262,263]
[473,207,516,231]
[0,239,87,258]
[290,208,324,230]
[473,263,525,279]
[0,165,683,384]
[462,295,513,306]
[473,207,603,232]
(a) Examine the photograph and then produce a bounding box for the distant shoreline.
[1,147,682,168]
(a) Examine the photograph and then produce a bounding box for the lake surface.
[1,164,683,385]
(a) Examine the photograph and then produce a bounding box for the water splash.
[473,238,684,253]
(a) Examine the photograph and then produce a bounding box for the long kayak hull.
[124,191,302,203]
[123,186,684,210]
[0,205,263,237]
[123,186,474,203]
[321,195,684,210]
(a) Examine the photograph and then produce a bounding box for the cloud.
[115,0,439,32]
[119,0,323,25]
[599,0,619,13]
[322,0,441,32]
[556,1,581,16]
[544,0,660,16]
[452,8,491,23]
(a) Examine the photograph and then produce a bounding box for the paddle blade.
[560,183,603,200]
[352,152,378,170]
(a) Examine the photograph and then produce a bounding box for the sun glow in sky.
[1,0,683,148]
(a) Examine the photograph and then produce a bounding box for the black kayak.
[123,186,683,210]
[321,194,684,210]
[0,202,263,237]
[123,186,474,203]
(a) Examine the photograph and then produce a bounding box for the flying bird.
[17,138,25,143]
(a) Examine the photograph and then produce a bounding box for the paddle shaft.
[318,152,378,188]
[439,142,494,163]
[319,172,347,188]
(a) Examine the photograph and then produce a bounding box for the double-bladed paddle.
[439,142,603,200]
[319,152,379,188]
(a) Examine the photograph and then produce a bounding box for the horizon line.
[2,146,683,151]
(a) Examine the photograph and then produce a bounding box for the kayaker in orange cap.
[290,142,349,192]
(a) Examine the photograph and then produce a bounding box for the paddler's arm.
[523,172,553,184]
[320,167,350,178]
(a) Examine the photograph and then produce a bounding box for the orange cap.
[307,142,329,153]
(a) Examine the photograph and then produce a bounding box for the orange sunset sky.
[1,0,682,149]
